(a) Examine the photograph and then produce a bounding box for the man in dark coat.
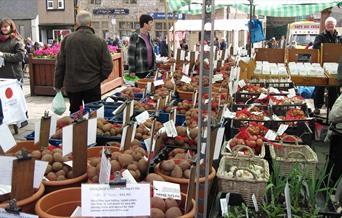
[54,10,113,114]
[312,17,341,115]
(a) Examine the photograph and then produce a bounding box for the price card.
[62,124,73,157]
[258,93,268,100]
[180,75,191,84]
[180,50,185,61]
[252,194,259,212]
[163,120,177,137]
[269,87,280,94]
[81,184,150,217]
[182,64,190,75]
[214,127,225,160]
[154,80,164,87]
[153,181,181,200]
[0,124,16,152]
[144,137,151,153]
[97,105,105,119]
[146,82,152,94]
[285,182,292,218]
[135,111,150,125]
[223,108,236,119]
[213,74,224,83]
[0,209,38,218]
[238,80,246,88]
[105,97,115,103]
[277,124,289,136]
[265,130,277,141]
[99,148,111,184]
[288,88,296,98]
[120,126,128,150]
[34,121,40,144]
[170,63,176,72]
[33,160,48,189]
[122,169,137,184]
[0,156,16,185]
[220,198,228,216]
[87,118,97,145]
[49,115,57,138]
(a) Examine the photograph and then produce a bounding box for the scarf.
[0,32,17,42]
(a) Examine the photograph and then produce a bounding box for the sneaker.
[314,109,320,115]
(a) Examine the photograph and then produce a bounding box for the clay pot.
[0,184,45,214]
[136,78,154,89]
[177,89,193,100]
[35,187,82,218]
[155,164,216,213]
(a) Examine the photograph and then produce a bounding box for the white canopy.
[170,19,250,32]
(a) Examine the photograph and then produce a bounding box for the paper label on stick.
[81,184,150,217]
[277,124,289,136]
[112,103,125,116]
[34,121,40,144]
[0,156,15,185]
[0,208,38,218]
[220,198,228,216]
[120,126,128,150]
[180,50,185,61]
[62,124,73,157]
[0,124,16,152]
[135,111,150,125]
[182,64,190,75]
[252,193,259,212]
[49,115,57,138]
[99,148,111,184]
[223,108,236,119]
[153,181,181,200]
[163,120,177,137]
[70,206,82,217]
[87,118,97,145]
[122,169,138,184]
[258,93,268,100]
[106,97,115,103]
[154,80,164,87]
[33,160,48,189]
[144,137,151,153]
[180,75,191,84]
[214,127,225,160]
[288,88,296,98]
[285,182,292,218]
[238,80,246,88]
[265,129,277,141]
[64,160,73,167]
[97,106,105,119]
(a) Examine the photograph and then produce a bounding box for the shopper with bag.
[54,10,113,114]
[0,18,25,82]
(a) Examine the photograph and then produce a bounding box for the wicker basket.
[269,135,318,178]
[221,140,266,159]
[217,156,269,206]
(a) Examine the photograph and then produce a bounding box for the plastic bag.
[52,91,66,115]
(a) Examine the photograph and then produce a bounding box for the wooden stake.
[185,165,196,213]
[38,115,51,149]
[124,123,134,150]
[72,120,88,178]
[209,126,219,168]
[0,146,4,155]
[11,159,35,201]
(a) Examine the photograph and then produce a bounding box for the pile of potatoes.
[151,196,184,218]
[154,87,170,98]
[159,159,191,179]
[168,148,196,160]
[134,119,163,141]
[162,126,198,148]
[29,148,72,181]
[135,100,156,111]
[96,118,122,137]
[121,87,143,99]
[87,145,148,183]
[51,116,74,139]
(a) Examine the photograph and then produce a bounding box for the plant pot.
[87,146,119,160]
[178,192,196,218]
[0,184,45,214]
[136,78,154,89]
[155,164,216,212]
[35,187,82,218]
[177,89,193,100]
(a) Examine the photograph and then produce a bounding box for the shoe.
[314,109,320,115]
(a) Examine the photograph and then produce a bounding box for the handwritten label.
[34,121,40,144]
[49,115,57,138]
[258,93,268,100]
[288,88,296,98]
[87,118,97,145]
[33,160,48,189]
[99,148,111,184]
[62,124,73,157]
[153,181,181,200]
[163,120,178,137]
[135,111,150,125]
[238,80,246,88]
[277,124,289,136]
[220,198,228,216]
[269,87,280,94]
[0,124,16,152]
[122,169,138,184]
[154,80,164,87]
[182,64,190,75]
[180,75,191,84]
[81,184,150,217]
[97,106,105,119]
[265,130,277,141]
[0,208,38,218]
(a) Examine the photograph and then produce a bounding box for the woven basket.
[269,135,318,178]
[221,140,266,159]
[217,156,269,206]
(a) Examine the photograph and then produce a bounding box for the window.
[123,0,137,3]
[47,0,54,10]
[102,21,108,29]
[90,0,101,4]
[118,21,138,38]
[57,0,64,9]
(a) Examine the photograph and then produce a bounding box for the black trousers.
[328,133,342,185]
[313,86,339,110]
[67,84,101,114]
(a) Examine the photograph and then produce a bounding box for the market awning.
[170,19,249,31]
[168,0,342,16]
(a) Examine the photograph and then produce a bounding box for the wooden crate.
[290,75,328,86]
[28,53,123,96]
[287,48,319,63]
[255,48,285,63]
[320,43,342,64]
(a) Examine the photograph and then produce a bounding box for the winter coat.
[0,35,25,80]
[313,30,341,49]
[337,54,342,86]
[325,94,342,142]
[54,26,113,93]
[128,30,156,75]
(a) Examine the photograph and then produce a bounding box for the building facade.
[0,0,39,42]
[79,0,184,39]
[38,0,75,44]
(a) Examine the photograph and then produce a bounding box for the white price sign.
[153,181,181,200]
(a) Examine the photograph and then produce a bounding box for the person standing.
[0,18,25,82]
[312,17,341,115]
[220,38,227,50]
[54,10,113,114]
[128,14,155,78]
[159,36,168,57]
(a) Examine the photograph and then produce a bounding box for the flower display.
[33,44,118,59]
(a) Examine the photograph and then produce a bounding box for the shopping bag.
[52,91,66,115]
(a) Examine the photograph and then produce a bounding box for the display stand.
[287,48,319,63]
[72,120,88,178]
[38,112,51,149]
[321,43,342,86]
[255,48,285,63]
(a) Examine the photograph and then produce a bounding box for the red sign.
[5,87,13,99]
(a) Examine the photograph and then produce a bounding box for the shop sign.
[93,8,129,15]
[149,12,185,20]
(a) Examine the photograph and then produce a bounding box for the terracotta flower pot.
[0,184,45,214]
[35,187,82,218]
[179,193,196,218]
[5,141,88,194]
[155,164,216,212]
[136,78,154,89]
[177,89,194,100]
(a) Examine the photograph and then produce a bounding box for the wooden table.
[28,53,123,96]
